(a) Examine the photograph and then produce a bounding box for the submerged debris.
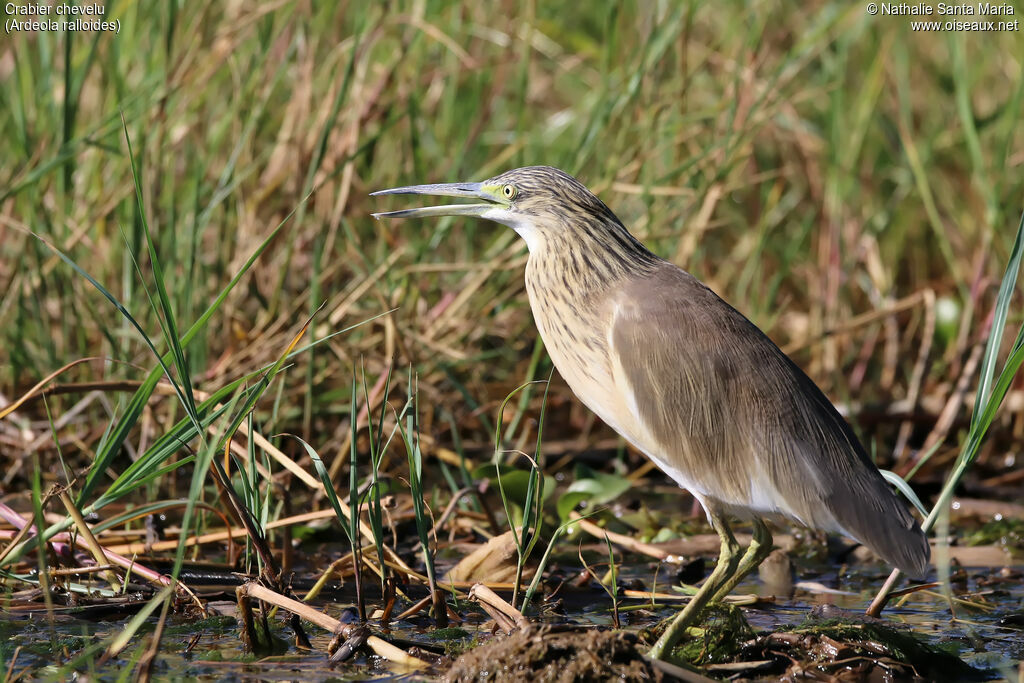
[444,624,663,682]
[734,606,989,682]
[636,602,990,681]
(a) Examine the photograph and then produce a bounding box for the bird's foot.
[646,595,707,660]
[646,602,754,664]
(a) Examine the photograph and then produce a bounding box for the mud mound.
[444,624,663,682]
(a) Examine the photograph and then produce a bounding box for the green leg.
[710,518,773,603]
[647,511,740,661]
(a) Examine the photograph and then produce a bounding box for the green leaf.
[556,490,593,523]
[475,463,556,511]
[879,470,928,517]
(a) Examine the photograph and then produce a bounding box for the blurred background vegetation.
[1,0,1021,501]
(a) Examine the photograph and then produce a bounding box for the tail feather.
[763,339,931,579]
[828,472,930,578]
[758,402,932,577]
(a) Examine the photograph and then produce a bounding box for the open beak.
[370,182,505,220]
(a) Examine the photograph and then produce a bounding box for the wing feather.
[610,264,929,577]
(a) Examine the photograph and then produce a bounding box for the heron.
[371,165,929,659]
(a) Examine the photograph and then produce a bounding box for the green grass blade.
[121,116,199,422]
[972,211,1024,430]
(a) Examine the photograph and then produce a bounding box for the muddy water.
[3,556,1020,681]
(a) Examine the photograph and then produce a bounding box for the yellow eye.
[502,184,517,199]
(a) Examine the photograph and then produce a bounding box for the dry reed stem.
[467,583,529,634]
[782,290,931,355]
[892,289,936,465]
[570,512,683,562]
[58,490,123,592]
[236,581,428,668]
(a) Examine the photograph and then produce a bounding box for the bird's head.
[371,166,621,253]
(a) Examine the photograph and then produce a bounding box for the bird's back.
[597,263,929,577]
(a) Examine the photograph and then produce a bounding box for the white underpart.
[482,207,541,252]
